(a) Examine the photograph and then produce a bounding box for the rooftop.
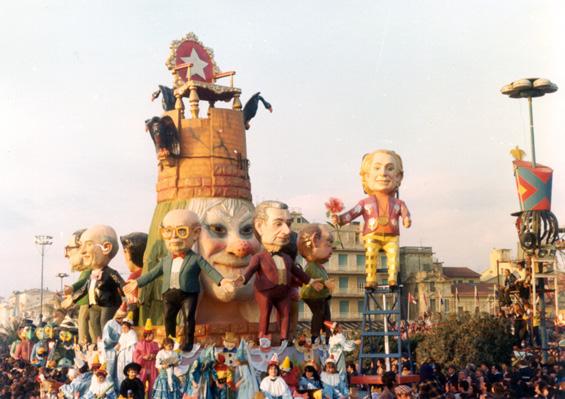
[443,267,481,279]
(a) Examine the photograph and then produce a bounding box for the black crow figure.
[151,85,176,111]
[145,116,180,157]
[242,92,272,130]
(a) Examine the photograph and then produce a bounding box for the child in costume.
[99,311,124,388]
[115,313,138,388]
[259,354,292,399]
[279,357,300,396]
[119,362,145,399]
[233,340,259,399]
[153,337,182,399]
[331,149,411,288]
[133,319,159,398]
[86,366,117,399]
[320,357,348,399]
[297,363,323,399]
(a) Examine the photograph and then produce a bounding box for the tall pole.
[528,97,536,167]
[35,235,53,324]
[40,244,44,323]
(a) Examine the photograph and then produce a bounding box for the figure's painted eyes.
[239,224,253,238]
[207,224,227,237]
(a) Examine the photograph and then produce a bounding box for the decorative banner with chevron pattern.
[513,160,553,211]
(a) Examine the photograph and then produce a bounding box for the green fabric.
[137,249,222,293]
[299,261,330,300]
[73,270,92,306]
[139,199,189,326]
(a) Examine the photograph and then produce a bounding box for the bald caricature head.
[80,225,119,270]
[160,209,202,255]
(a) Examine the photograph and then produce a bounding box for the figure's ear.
[101,242,113,255]
[254,219,264,237]
[191,225,202,238]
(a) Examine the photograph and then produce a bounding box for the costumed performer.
[59,362,93,399]
[115,312,138,388]
[279,357,300,397]
[63,225,126,340]
[99,310,125,389]
[153,337,182,399]
[213,353,236,399]
[86,365,117,399]
[124,209,236,352]
[181,356,202,399]
[325,321,356,374]
[31,326,48,366]
[13,325,32,362]
[133,319,159,399]
[297,363,323,398]
[236,201,323,342]
[320,357,348,399]
[297,224,335,345]
[259,354,292,399]
[233,339,259,399]
[119,362,145,399]
[331,150,411,288]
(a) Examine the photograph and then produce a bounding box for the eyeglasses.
[64,245,79,257]
[160,225,190,239]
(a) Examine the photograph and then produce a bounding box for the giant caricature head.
[360,149,404,195]
[160,209,201,255]
[79,225,119,270]
[297,224,334,264]
[65,228,86,272]
[186,198,260,303]
[254,200,292,252]
[120,232,148,272]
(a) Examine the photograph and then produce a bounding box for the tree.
[415,313,513,367]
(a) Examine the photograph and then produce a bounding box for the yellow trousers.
[363,233,399,285]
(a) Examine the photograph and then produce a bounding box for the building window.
[444,299,449,312]
[379,254,387,268]
[339,277,349,290]
[357,277,365,290]
[430,298,436,311]
[298,301,304,315]
[356,255,365,268]
[358,300,364,314]
[338,254,348,268]
[339,300,349,315]
[429,282,435,292]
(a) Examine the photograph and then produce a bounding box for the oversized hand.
[330,214,339,226]
[123,280,138,295]
[403,217,412,228]
[310,279,324,292]
[61,295,74,309]
[63,285,73,296]
[220,278,236,295]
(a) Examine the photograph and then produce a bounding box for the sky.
[0,0,563,298]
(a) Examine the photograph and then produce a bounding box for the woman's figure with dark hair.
[120,232,148,326]
[298,364,323,398]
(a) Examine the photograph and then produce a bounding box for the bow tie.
[269,251,283,257]
[173,253,185,259]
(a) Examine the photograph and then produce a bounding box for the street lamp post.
[56,272,69,293]
[501,77,558,363]
[34,235,53,324]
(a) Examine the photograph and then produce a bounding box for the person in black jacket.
[119,362,145,399]
[62,225,125,340]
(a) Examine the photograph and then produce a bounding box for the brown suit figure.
[238,201,322,342]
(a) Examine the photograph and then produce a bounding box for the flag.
[408,292,418,305]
